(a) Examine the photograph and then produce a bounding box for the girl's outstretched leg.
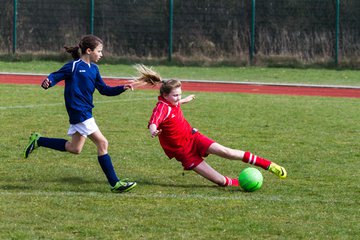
[193,161,239,187]
[242,151,287,178]
[40,132,86,154]
[23,131,87,158]
[207,143,287,179]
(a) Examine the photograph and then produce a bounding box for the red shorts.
[173,132,215,170]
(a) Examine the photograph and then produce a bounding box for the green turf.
[0,60,359,86]
[0,84,359,239]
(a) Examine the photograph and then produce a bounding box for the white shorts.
[67,117,99,138]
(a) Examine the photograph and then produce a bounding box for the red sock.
[224,176,239,187]
[242,151,271,170]
[230,178,239,186]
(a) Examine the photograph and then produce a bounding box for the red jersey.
[148,96,193,158]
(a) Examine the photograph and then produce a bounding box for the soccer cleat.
[111,180,137,193]
[268,163,287,179]
[23,132,41,158]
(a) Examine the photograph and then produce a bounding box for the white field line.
[0,190,355,204]
[0,97,154,110]
[0,190,282,202]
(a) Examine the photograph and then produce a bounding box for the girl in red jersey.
[136,65,287,187]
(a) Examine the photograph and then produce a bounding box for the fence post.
[335,0,340,66]
[168,0,173,62]
[250,0,256,65]
[12,0,17,54]
[90,0,94,34]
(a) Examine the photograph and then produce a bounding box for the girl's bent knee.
[66,145,82,154]
[70,148,82,154]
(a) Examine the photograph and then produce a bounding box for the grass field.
[1,76,359,239]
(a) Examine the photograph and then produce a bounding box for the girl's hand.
[150,129,162,138]
[149,124,162,138]
[41,78,51,89]
[123,81,149,91]
[180,94,196,104]
[123,83,134,91]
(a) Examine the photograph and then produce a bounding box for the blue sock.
[98,154,119,187]
[37,137,67,151]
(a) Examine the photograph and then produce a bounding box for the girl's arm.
[180,94,195,104]
[45,61,73,88]
[96,75,127,96]
[148,102,168,138]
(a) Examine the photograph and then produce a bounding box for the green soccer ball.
[238,167,263,192]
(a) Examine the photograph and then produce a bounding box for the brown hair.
[64,35,103,60]
[159,79,181,95]
[134,64,181,95]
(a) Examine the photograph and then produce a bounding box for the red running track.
[0,73,359,98]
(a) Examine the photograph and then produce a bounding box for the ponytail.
[134,64,162,86]
[134,64,181,95]
[64,46,81,60]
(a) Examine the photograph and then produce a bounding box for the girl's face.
[164,87,182,105]
[88,43,103,63]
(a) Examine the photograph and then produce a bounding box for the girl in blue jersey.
[23,35,136,193]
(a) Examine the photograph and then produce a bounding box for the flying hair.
[133,64,162,86]
[133,64,181,95]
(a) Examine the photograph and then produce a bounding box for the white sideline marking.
[0,97,154,110]
[0,102,64,109]
[0,190,355,204]
[0,190,277,201]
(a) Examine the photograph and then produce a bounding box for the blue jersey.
[47,60,126,124]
